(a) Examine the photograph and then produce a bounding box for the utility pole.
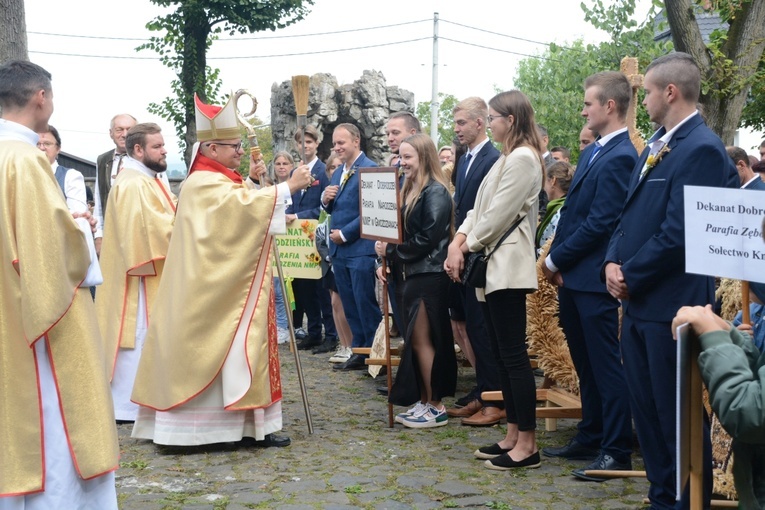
[430,12,439,144]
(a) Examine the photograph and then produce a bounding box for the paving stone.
[114,344,651,509]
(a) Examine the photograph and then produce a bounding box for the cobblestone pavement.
[116,343,650,509]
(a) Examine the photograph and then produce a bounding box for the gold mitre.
[194,93,241,142]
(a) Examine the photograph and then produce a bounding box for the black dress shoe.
[571,453,632,482]
[294,328,308,340]
[296,337,322,350]
[311,338,338,354]
[238,433,291,448]
[333,353,367,370]
[116,420,134,425]
[542,438,599,460]
[376,385,389,396]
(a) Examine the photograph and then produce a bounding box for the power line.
[439,37,560,62]
[440,19,585,54]
[27,19,429,43]
[30,37,431,60]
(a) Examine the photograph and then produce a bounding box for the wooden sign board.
[359,167,403,244]
[273,219,322,279]
[684,185,765,282]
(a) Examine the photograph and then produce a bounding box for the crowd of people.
[2,50,765,509]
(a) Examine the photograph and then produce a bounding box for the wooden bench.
[481,387,582,432]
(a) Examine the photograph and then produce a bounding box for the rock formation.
[270,70,415,165]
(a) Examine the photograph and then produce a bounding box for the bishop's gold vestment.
[132,155,283,412]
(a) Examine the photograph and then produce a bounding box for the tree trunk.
[666,0,765,144]
[0,0,29,63]
[180,5,210,168]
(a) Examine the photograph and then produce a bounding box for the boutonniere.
[640,144,671,180]
[340,169,356,187]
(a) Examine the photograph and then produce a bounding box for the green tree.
[139,0,313,168]
[236,118,273,177]
[514,0,669,163]
[665,0,765,143]
[416,93,459,148]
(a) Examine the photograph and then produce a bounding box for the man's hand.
[286,214,297,223]
[249,157,267,183]
[329,229,345,245]
[671,304,730,340]
[374,241,387,257]
[322,184,339,206]
[542,264,563,287]
[286,164,313,194]
[605,262,629,300]
[72,210,97,234]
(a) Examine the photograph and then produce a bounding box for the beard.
[144,156,167,173]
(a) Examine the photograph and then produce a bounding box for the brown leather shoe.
[462,406,503,426]
[446,399,482,418]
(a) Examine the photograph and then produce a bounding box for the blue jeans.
[273,277,288,329]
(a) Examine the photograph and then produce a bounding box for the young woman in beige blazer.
[445,90,544,470]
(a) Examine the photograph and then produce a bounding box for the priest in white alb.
[96,122,177,423]
[0,60,119,510]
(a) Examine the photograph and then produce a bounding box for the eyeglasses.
[487,114,504,122]
[37,141,57,149]
[208,142,243,151]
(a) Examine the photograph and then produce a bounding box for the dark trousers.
[332,255,381,348]
[558,287,632,461]
[318,281,337,341]
[292,278,322,341]
[458,283,503,407]
[621,312,711,510]
[481,289,536,430]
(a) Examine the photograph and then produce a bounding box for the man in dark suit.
[604,52,738,509]
[445,97,504,426]
[727,145,765,190]
[287,125,337,353]
[541,71,637,479]
[322,123,381,371]
[94,113,136,255]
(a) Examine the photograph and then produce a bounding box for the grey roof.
[654,7,727,44]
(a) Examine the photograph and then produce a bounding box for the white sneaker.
[395,402,427,424]
[402,404,449,429]
[277,328,290,344]
[329,346,352,363]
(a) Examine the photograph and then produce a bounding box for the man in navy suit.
[604,53,738,509]
[322,123,381,371]
[287,125,337,353]
[445,97,504,426]
[541,71,637,479]
[727,146,765,191]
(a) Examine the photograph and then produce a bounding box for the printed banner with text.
[273,219,321,279]
[684,185,765,283]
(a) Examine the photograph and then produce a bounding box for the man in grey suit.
[94,113,136,255]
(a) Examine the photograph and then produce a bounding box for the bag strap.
[484,215,525,260]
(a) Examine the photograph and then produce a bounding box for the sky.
[25,0,756,171]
